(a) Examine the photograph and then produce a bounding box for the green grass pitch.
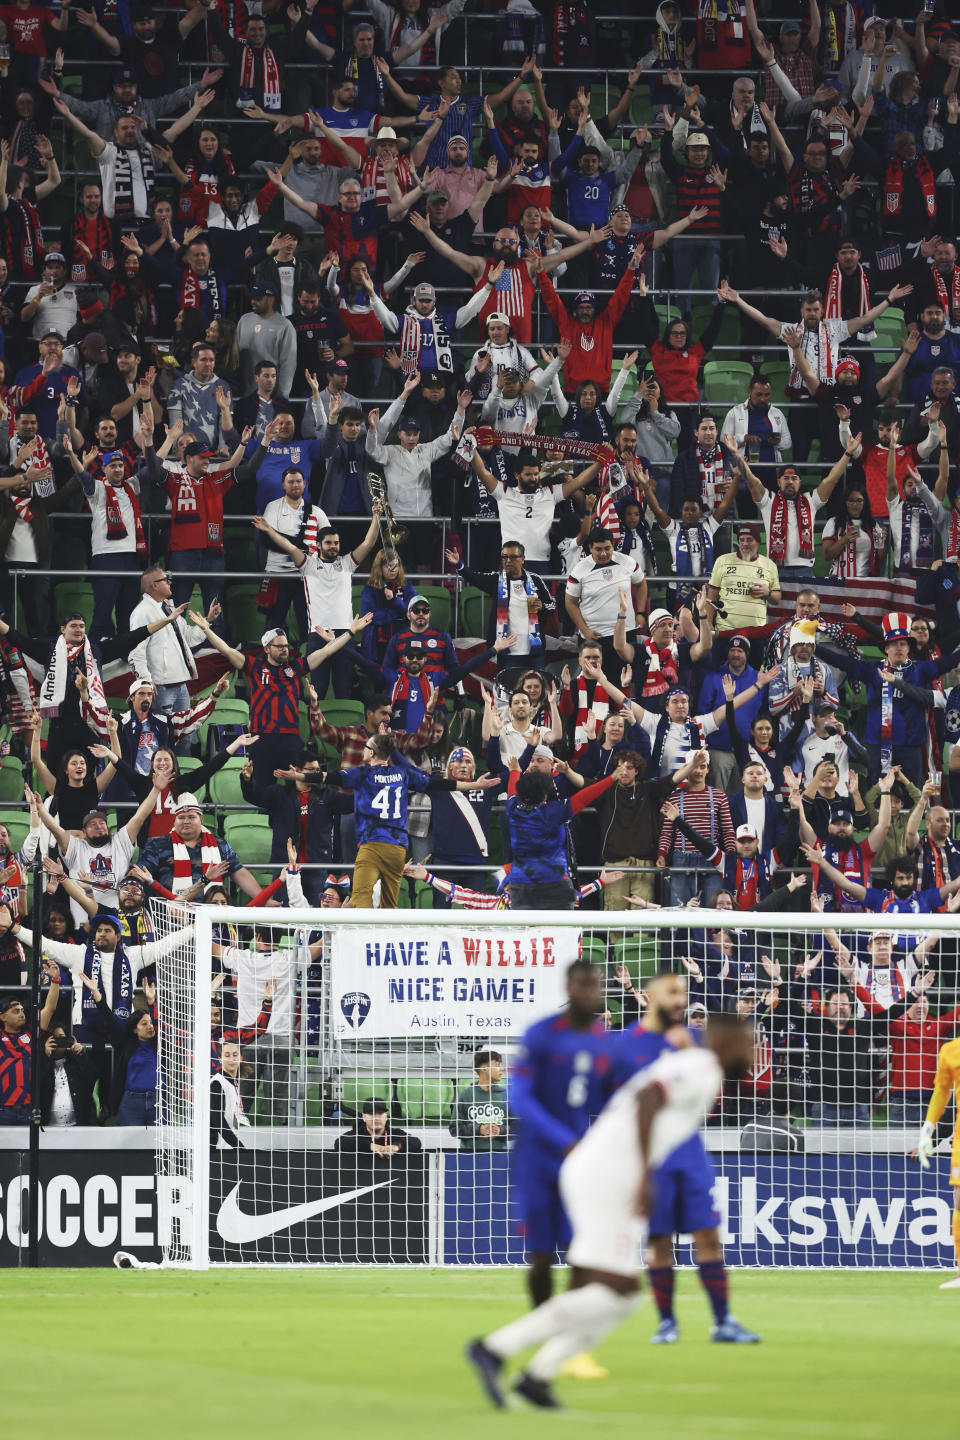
[5,1268,955,1437]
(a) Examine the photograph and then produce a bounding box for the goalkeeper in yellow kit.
[918,1036,960,1289]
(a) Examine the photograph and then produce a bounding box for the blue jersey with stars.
[510,1013,615,1173]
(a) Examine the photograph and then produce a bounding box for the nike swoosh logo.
[216,1179,395,1245]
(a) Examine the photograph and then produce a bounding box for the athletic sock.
[648,1266,675,1322]
[485,1291,581,1359]
[525,1284,642,1382]
[698,1260,729,1325]
[953,1210,960,1273]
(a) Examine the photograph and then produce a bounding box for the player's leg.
[940,1182,960,1289]
[647,1233,680,1343]
[679,1136,761,1341]
[515,1268,641,1407]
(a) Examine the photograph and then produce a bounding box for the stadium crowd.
[1,0,960,1138]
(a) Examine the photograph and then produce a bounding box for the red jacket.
[856,984,960,1092]
[538,266,635,392]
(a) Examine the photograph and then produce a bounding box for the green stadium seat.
[407,584,452,634]
[341,1077,388,1115]
[223,819,274,872]
[396,1077,454,1123]
[208,761,248,806]
[207,699,250,728]
[703,360,756,405]
[0,760,24,804]
[0,811,30,853]
[459,586,490,640]
[319,700,366,728]
[53,581,94,626]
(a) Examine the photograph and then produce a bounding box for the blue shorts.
[512,1150,571,1254]
[648,1134,720,1238]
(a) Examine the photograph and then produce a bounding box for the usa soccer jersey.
[338,760,431,847]
[510,1014,614,1252]
[612,1024,720,1238]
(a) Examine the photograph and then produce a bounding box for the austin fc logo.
[340,991,372,1029]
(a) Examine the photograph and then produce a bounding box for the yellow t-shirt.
[925,1036,960,1185]
[708,553,781,631]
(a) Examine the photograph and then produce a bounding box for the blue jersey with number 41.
[510,1014,615,1176]
[341,762,431,847]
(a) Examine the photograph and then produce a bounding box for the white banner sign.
[331,927,579,1038]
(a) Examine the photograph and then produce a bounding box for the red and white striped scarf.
[101,475,147,555]
[573,675,618,756]
[240,42,282,110]
[171,829,223,894]
[38,637,107,720]
[10,492,34,524]
[824,262,870,324]
[933,265,960,319]
[640,639,679,700]
[768,491,814,564]
[789,322,836,390]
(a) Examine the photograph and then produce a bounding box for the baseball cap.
[183,440,213,458]
[250,281,279,299]
[813,696,837,715]
[173,792,203,815]
[648,608,673,628]
[82,808,109,826]
[91,911,122,933]
[81,332,109,362]
[412,282,436,301]
[128,677,154,695]
[831,807,854,825]
[573,290,597,308]
[420,369,444,386]
[404,638,427,655]
[0,994,23,1015]
[102,449,124,465]
[117,339,141,355]
[43,249,66,264]
[486,311,511,327]
[780,19,802,34]
[361,1097,389,1115]
[114,67,137,84]
[331,358,351,373]
[398,414,421,431]
[407,595,430,611]
[735,824,758,840]
[261,627,287,647]
[686,131,711,148]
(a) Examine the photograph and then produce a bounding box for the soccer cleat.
[465,1339,506,1408]
[712,1315,761,1343]
[558,1351,609,1379]
[650,1318,680,1345]
[938,1276,960,1289]
[514,1373,563,1409]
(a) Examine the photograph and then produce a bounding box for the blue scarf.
[896,499,934,574]
[675,520,714,577]
[497,569,542,653]
[83,936,134,1025]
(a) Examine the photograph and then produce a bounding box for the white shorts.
[559,1147,646,1278]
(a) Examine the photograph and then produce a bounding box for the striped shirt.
[243,652,308,735]
[658,785,735,859]
[0,1029,31,1109]
[673,168,723,233]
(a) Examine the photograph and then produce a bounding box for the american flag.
[875,244,902,274]
[766,575,933,628]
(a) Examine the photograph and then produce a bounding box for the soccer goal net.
[153,900,959,1270]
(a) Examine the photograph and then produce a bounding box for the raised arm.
[717,280,781,337]
[50,93,106,157]
[407,210,484,279]
[188,609,245,670]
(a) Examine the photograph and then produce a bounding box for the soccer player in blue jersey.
[510,960,614,1380]
[323,734,498,908]
[613,970,760,1345]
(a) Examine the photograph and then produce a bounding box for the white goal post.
[154,903,960,1271]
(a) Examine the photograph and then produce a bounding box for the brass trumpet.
[367,470,408,550]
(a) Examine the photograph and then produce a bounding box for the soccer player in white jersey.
[466,1015,754,1410]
